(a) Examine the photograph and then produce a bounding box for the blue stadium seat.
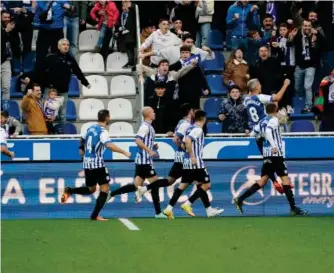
[23,52,36,72]
[12,58,21,74]
[66,99,77,121]
[10,76,23,98]
[54,123,77,134]
[290,97,314,120]
[207,30,223,50]
[201,51,225,72]
[68,75,80,97]
[1,100,20,120]
[206,75,228,96]
[290,120,315,132]
[207,121,222,133]
[23,126,30,135]
[203,98,222,119]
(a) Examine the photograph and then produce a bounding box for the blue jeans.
[96,24,107,48]
[64,17,79,57]
[231,37,248,50]
[294,66,316,109]
[196,23,211,47]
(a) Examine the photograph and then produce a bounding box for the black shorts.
[85,167,110,187]
[261,157,288,177]
[181,168,211,184]
[135,164,157,179]
[168,162,183,179]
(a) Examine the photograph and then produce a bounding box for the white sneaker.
[206,207,224,218]
[155,212,168,219]
[135,186,147,203]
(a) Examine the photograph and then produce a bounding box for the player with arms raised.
[244,78,291,194]
[164,110,224,219]
[61,110,131,221]
[234,104,307,215]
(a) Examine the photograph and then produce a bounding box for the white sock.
[166,205,173,211]
[184,200,192,206]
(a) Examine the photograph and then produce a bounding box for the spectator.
[169,46,210,109]
[246,30,266,65]
[90,0,119,59]
[64,1,87,57]
[1,110,22,137]
[170,16,189,39]
[277,23,295,112]
[116,1,137,69]
[21,83,48,135]
[250,45,283,96]
[314,67,334,131]
[248,13,276,41]
[140,20,155,66]
[29,38,90,130]
[258,1,292,24]
[223,48,250,95]
[5,0,34,57]
[44,88,64,134]
[196,0,214,48]
[218,85,249,134]
[290,20,320,113]
[1,10,15,100]
[139,18,180,67]
[226,1,259,50]
[147,81,175,135]
[33,1,72,70]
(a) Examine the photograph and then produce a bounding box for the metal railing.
[135,4,143,123]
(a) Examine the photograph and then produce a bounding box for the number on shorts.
[249,106,259,122]
[86,136,93,153]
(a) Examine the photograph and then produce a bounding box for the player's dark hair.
[1,110,9,118]
[98,109,110,122]
[265,103,278,114]
[180,45,191,53]
[180,103,192,117]
[194,110,206,121]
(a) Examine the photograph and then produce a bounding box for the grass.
[2,217,334,273]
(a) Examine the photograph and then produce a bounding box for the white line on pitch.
[118,218,140,231]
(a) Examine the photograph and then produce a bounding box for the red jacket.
[90,1,119,30]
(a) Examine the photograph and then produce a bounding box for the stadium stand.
[107,98,134,120]
[290,120,315,132]
[79,53,105,73]
[79,99,104,121]
[207,121,223,134]
[78,30,99,51]
[1,100,20,120]
[82,75,109,97]
[109,122,134,135]
[110,75,136,97]
[203,98,222,119]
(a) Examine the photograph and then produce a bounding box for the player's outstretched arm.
[272,79,290,102]
[106,143,131,158]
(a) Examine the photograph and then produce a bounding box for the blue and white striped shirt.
[244,94,273,128]
[256,116,285,158]
[81,124,112,169]
[135,122,155,165]
[183,125,205,169]
[174,119,192,163]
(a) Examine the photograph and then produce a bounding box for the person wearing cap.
[140,20,155,66]
[147,81,176,135]
[218,85,250,134]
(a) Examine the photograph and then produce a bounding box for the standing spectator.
[277,23,295,112]
[170,16,189,39]
[116,1,137,69]
[44,88,63,134]
[250,45,283,96]
[196,0,214,48]
[139,19,181,67]
[64,1,87,57]
[218,85,249,134]
[1,110,22,137]
[29,38,90,130]
[226,1,260,50]
[21,83,48,135]
[5,0,34,57]
[147,81,175,135]
[33,1,72,70]
[290,20,320,113]
[1,10,15,100]
[223,48,249,95]
[140,20,155,66]
[90,0,119,59]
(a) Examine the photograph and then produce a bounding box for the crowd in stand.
[1,0,334,137]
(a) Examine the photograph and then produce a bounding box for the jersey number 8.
[249,106,259,122]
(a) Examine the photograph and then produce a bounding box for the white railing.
[13,132,334,139]
[135,4,143,123]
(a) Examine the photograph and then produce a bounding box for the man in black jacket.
[28,38,90,128]
[147,81,175,135]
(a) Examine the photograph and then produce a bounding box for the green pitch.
[2,217,334,273]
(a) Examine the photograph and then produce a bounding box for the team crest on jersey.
[150,170,155,175]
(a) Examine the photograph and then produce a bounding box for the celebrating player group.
[60,78,307,219]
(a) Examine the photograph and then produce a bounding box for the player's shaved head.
[142,106,153,117]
